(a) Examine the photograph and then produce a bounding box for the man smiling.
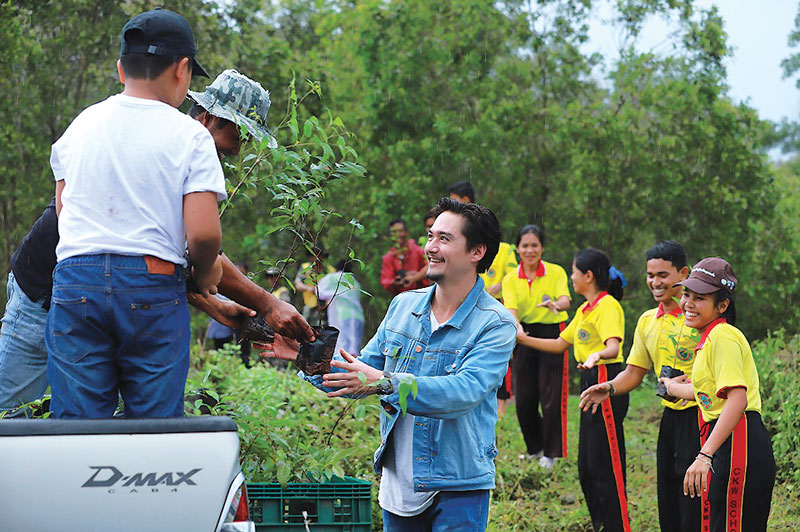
[305,197,516,531]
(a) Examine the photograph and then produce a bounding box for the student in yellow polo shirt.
[660,258,775,532]
[481,241,518,299]
[518,248,630,532]
[580,241,704,532]
[502,225,570,469]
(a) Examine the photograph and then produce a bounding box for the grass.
[488,381,799,531]
[194,348,799,531]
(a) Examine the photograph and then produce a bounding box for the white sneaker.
[538,456,556,469]
[517,450,544,460]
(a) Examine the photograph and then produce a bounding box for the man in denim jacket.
[309,197,516,531]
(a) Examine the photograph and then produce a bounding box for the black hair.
[334,259,354,273]
[429,197,501,274]
[120,52,187,80]
[713,291,736,326]
[186,104,233,130]
[446,180,476,203]
[515,224,545,248]
[187,103,205,118]
[645,240,688,270]
[574,248,624,300]
[388,219,408,230]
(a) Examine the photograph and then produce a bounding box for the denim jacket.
[306,277,516,492]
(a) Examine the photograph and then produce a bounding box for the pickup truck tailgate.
[0,416,241,532]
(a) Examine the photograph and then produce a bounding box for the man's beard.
[425,270,443,283]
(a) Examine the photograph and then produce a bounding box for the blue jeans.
[0,272,49,414]
[382,490,490,532]
[46,254,189,418]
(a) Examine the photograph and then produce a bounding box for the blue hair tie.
[608,266,627,288]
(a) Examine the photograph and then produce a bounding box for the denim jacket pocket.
[380,339,407,373]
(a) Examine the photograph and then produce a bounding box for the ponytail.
[574,248,626,301]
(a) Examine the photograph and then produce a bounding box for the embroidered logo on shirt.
[676,347,693,362]
[697,392,712,409]
[487,269,496,278]
[577,329,590,342]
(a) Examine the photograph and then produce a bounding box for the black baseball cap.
[120,8,209,78]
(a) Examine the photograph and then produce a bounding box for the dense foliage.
[3,0,799,343]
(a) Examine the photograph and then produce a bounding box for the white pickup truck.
[0,416,255,532]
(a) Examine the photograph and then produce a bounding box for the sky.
[585,0,799,125]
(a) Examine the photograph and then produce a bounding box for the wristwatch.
[375,371,394,395]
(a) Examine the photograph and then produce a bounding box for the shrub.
[751,331,800,488]
[186,347,381,485]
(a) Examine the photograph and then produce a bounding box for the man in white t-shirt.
[46,8,225,419]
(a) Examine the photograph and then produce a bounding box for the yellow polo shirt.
[480,242,518,299]
[626,303,701,410]
[560,292,624,365]
[691,319,762,422]
[502,261,569,325]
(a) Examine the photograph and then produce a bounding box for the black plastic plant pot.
[296,326,340,376]
[239,314,276,343]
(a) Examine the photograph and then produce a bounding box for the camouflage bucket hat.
[188,69,276,146]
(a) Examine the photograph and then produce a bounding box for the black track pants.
[657,406,702,532]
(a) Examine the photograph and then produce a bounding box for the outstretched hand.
[254,334,300,361]
[322,350,383,397]
[188,291,256,329]
[536,299,560,314]
[263,297,315,343]
[578,383,612,414]
[515,324,531,347]
[577,352,602,370]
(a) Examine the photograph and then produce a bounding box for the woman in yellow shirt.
[519,248,630,532]
[501,225,570,468]
[660,257,775,532]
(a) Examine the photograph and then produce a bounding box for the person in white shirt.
[46,8,224,419]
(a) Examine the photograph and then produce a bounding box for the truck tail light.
[232,483,249,522]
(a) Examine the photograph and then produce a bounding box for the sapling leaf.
[354,404,366,421]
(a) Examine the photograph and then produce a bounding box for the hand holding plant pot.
[322,349,384,397]
[253,333,301,361]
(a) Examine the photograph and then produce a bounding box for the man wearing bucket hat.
[659,257,775,532]
[188,69,277,152]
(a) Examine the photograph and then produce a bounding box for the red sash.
[559,321,568,457]
[597,365,631,532]
[726,413,748,532]
[698,409,711,532]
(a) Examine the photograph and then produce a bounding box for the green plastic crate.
[247,477,372,531]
